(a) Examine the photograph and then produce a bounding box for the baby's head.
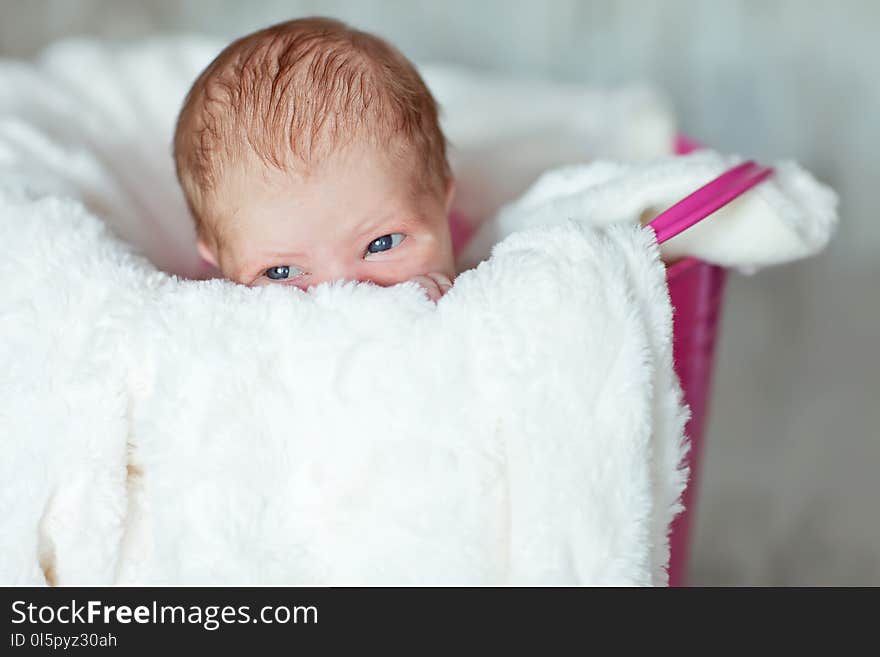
[174,18,454,289]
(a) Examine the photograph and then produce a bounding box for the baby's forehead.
[228,134,432,198]
[210,145,433,234]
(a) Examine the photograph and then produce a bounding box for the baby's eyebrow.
[354,214,393,239]
[355,213,419,239]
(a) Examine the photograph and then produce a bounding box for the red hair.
[174,17,451,241]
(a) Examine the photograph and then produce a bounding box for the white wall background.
[2,0,878,585]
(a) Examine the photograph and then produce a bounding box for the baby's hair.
[174,17,451,242]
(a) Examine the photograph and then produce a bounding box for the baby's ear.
[444,177,456,212]
[197,237,219,268]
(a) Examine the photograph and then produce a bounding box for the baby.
[174,17,456,301]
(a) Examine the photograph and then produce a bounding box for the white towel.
[460,152,838,273]
[0,199,688,585]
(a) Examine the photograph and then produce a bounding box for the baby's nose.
[307,259,364,287]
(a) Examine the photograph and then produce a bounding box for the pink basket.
[665,256,726,586]
[663,136,774,585]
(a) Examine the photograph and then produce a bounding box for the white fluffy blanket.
[0,38,836,586]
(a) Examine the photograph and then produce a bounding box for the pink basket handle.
[647,160,774,244]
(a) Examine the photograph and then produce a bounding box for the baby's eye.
[264,265,304,281]
[365,233,406,256]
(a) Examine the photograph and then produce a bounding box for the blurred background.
[2,0,877,585]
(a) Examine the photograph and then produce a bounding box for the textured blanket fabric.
[0,38,835,585]
[0,200,686,585]
[460,152,839,273]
